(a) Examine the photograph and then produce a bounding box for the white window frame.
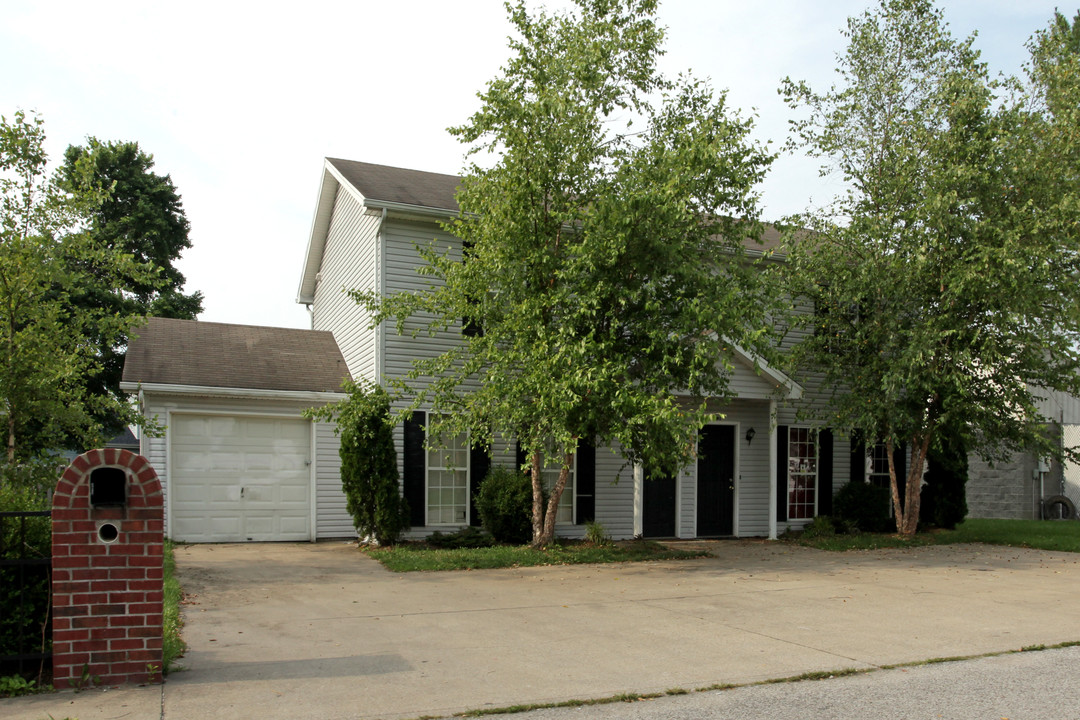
[541,451,577,525]
[787,427,818,520]
[425,416,471,526]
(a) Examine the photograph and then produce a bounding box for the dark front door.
[643,471,677,538]
[697,424,735,536]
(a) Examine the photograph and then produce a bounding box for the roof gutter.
[119,381,347,404]
[364,198,456,221]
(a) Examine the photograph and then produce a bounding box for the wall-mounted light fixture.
[745,427,756,445]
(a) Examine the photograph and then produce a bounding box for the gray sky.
[2,0,1069,330]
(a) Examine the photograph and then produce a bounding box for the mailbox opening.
[97,522,119,543]
[90,466,127,507]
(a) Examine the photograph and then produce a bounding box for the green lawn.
[366,539,710,572]
[792,518,1080,553]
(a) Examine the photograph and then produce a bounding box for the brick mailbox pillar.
[51,448,164,688]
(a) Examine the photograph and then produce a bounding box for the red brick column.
[51,448,164,688]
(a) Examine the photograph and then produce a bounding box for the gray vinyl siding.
[382,220,476,391]
[138,393,348,540]
[312,189,381,383]
[315,421,351,537]
[594,442,635,540]
[1036,389,1080,425]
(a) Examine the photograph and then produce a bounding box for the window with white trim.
[787,427,817,520]
[540,452,576,524]
[867,442,891,490]
[427,429,469,525]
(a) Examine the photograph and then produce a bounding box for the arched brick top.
[51,447,165,689]
[53,448,162,509]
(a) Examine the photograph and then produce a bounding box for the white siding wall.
[315,422,351,537]
[594,441,636,539]
[331,212,860,540]
[382,220,478,391]
[139,393,349,540]
[312,189,381,383]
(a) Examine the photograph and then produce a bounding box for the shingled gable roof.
[327,158,461,213]
[121,317,350,394]
[297,158,787,304]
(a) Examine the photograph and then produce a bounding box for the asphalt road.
[454,645,1080,720]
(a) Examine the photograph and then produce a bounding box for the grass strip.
[366,540,709,572]
[163,539,187,672]
[404,641,1080,720]
[790,518,1080,553]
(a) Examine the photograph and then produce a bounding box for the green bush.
[584,520,611,546]
[426,526,496,549]
[799,515,836,539]
[833,480,892,533]
[475,465,534,544]
[921,427,968,529]
[308,381,409,545]
[1,458,63,494]
[0,674,43,697]
[0,483,51,681]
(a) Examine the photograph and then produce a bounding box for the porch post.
[768,399,778,540]
[632,462,644,537]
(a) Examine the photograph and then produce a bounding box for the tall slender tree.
[779,0,1080,536]
[360,0,775,545]
[0,112,154,483]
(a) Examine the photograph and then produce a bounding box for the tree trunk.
[900,433,932,537]
[888,432,933,538]
[532,449,574,547]
[7,408,15,465]
[530,451,544,545]
[886,437,904,533]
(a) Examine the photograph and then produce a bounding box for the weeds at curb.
[405,641,1080,720]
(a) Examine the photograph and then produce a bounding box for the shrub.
[921,427,968,529]
[833,480,892,533]
[426,526,496,549]
[0,483,51,682]
[584,520,611,546]
[1,458,64,494]
[475,464,534,544]
[307,381,409,545]
[799,515,836,539]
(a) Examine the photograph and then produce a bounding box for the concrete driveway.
[5,540,1080,720]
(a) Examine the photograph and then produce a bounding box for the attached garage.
[170,414,313,542]
[121,317,353,542]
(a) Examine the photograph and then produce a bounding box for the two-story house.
[123,157,862,543]
[297,158,859,541]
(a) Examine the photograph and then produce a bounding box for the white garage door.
[170,414,312,542]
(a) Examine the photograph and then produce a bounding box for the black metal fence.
[0,510,51,681]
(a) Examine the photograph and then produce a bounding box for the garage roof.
[122,317,350,393]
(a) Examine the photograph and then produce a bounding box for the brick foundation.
[51,448,164,688]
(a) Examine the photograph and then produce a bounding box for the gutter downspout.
[375,207,388,386]
[138,388,146,457]
[768,399,778,540]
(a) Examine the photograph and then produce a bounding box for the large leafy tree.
[59,139,202,438]
[0,112,155,483]
[778,0,1080,536]
[361,0,775,545]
